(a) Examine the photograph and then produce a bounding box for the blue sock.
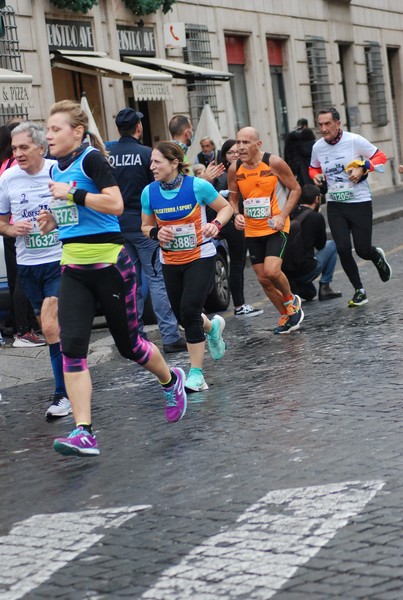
[49,342,66,396]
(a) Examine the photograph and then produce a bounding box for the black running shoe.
[348,290,368,307]
[373,247,392,282]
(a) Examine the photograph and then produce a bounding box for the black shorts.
[246,231,288,265]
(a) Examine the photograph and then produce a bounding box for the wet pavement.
[1,212,403,599]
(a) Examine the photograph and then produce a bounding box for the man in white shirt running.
[0,122,70,419]
[310,107,391,307]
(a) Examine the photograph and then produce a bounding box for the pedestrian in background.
[106,108,186,354]
[310,107,391,307]
[283,184,342,302]
[284,118,316,186]
[214,139,263,317]
[38,100,187,458]
[169,115,225,182]
[141,142,232,393]
[196,136,219,169]
[193,163,206,178]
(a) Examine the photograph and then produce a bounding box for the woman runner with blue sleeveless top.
[37,101,187,457]
[141,142,233,392]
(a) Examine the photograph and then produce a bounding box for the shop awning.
[0,68,33,108]
[51,51,172,101]
[124,56,232,81]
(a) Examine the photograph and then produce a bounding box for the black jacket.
[196,150,220,168]
[284,128,316,186]
[106,136,153,232]
[286,206,327,277]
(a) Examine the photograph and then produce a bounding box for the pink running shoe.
[53,426,100,457]
[164,367,187,423]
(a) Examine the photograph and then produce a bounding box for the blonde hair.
[49,100,108,159]
[193,163,206,177]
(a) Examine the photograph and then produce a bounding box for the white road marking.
[0,505,151,600]
[142,480,384,599]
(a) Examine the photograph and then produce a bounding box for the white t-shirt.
[310,131,377,204]
[0,159,62,265]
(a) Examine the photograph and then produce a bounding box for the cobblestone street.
[1,215,403,599]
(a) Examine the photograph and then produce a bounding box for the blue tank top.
[148,175,215,265]
[51,146,121,241]
[148,174,197,221]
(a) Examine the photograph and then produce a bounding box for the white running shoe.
[45,394,72,419]
[13,332,47,348]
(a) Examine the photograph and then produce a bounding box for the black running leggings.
[162,256,215,344]
[58,248,152,365]
[327,201,378,289]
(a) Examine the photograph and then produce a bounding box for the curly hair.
[11,121,48,154]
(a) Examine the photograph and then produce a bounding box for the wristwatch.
[212,219,222,231]
[67,187,77,203]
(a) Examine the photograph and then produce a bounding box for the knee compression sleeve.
[63,356,88,373]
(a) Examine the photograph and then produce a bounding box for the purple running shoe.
[53,426,100,457]
[164,367,187,423]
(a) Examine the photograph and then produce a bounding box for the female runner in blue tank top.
[141,142,233,393]
[37,100,187,457]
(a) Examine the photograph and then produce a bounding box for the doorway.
[387,46,402,183]
[51,67,106,140]
[267,39,288,156]
[270,66,288,156]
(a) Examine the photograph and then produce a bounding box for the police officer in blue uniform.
[106,108,186,353]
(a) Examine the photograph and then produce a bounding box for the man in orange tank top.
[227,127,304,334]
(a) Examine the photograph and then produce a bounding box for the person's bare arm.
[268,155,301,231]
[48,182,124,216]
[202,161,225,183]
[141,211,175,245]
[0,213,32,237]
[202,195,233,238]
[227,162,245,231]
[37,210,58,235]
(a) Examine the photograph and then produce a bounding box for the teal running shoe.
[206,314,226,360]
[185,368,209,392]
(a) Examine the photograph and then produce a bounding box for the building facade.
[2,0,403,191]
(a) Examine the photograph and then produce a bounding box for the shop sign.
[0,82,32,108]
[46,19,94,51]
[117,26,156,57]
[132,81,172,101]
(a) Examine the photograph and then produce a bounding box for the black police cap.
[115,108,144,129]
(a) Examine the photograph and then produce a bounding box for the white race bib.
[51,199,79,226]
[244,197,271,218]
[24,229,59,250]
[328,182,355,203]
[162,223,197,251]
